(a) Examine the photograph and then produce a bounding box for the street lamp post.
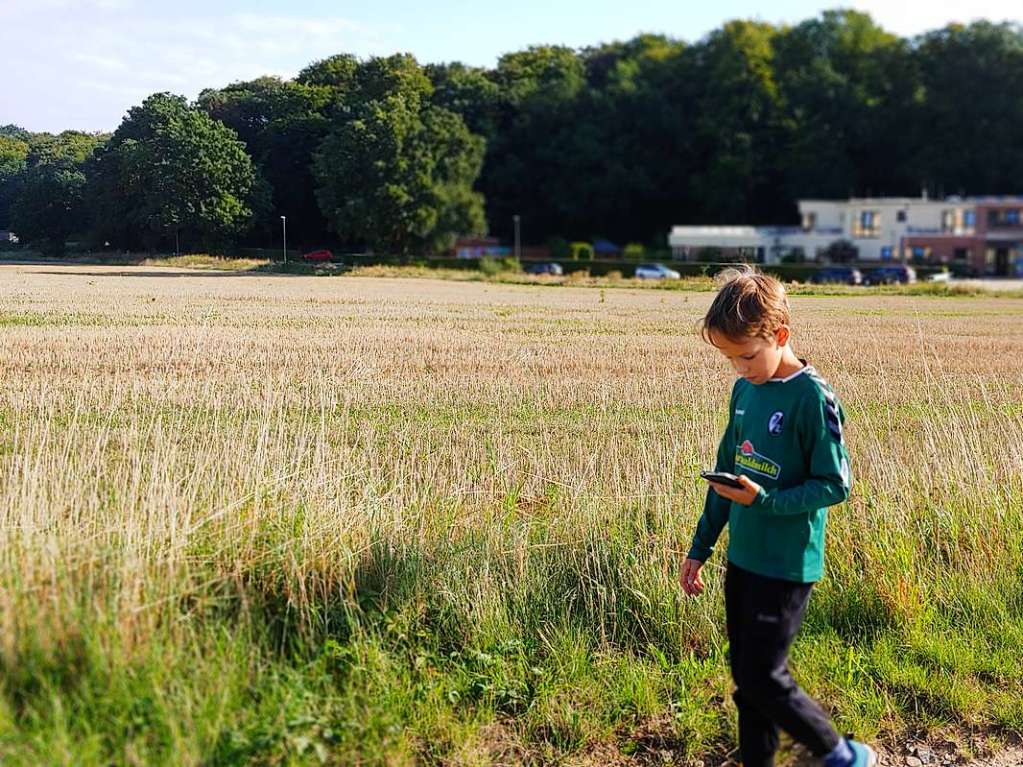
[280,215,287,265]
[513,214,521,261]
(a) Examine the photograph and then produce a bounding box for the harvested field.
[1,263,1021,765]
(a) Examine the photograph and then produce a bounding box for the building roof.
[669,226,800,237]
[961,195,1023,203]
[799,194,1023,206]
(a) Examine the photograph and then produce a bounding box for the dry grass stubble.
[0,264,1021,764]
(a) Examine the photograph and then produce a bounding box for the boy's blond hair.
[700,266,790,344]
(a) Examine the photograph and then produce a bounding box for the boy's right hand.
[680,557,705,596]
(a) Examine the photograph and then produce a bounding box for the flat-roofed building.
[669,195,1023,276]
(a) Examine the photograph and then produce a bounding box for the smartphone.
[700,471,744,489]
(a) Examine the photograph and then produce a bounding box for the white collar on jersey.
[768,358,811,383]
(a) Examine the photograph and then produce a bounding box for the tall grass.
[0,269,1021,765]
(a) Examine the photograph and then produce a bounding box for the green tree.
[9,166,87,255]
[566,35,693,242]
[27,130,106,167]
[296,54,361,124]
[479,46,587,242]
[88,93,258,251]
[0,125,31,141]
[313,55,486,255]
[0,135,29,230]
[774,11,916,199]
[685,21,788,224]
[297,53,359,92]
[198,77,331,246]
[425,62,501,138]
[6,131,104,253]
[912,22,1023,195]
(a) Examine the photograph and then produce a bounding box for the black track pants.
[725,561,841,767]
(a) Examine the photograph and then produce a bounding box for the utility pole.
[513,214,521,261]
[280,215,287,265]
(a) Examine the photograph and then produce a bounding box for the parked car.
[635,263,681,280]
[524,261,563,276]
[302,249,333,262]
[927,269,951,283]
[809,266,863,285]
[862,265,917,285]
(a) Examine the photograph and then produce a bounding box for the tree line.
[3,11,1023,256]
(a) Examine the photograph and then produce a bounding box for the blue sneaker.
[847,739,878,767]
[823,737,878,767]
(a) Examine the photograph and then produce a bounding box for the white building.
[668,195,982,264]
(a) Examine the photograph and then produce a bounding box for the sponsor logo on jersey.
[735,439,781,479]
[768,411,784,435]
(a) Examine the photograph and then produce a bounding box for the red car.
[302,249,333,262]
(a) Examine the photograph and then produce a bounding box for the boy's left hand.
[709,475,762,506]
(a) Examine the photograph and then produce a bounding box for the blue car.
[809,266,863,285]
[524,262,564,275]
[863,265,916,285]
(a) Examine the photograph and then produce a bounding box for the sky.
[4,0,1022,134]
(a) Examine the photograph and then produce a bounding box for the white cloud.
[2,9,391,132]
[850,0,1022,36]
[0,0,133,17]
[72,53,129,72]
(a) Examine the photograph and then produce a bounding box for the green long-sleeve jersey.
[687,362,851,583]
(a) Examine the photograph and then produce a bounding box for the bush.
[569,242,594,261]
[822,239,858,263]
[479,256,521,276]
[623,243,645,260]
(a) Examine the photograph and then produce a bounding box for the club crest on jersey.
[735,440,781,479]
[768,411,784,435]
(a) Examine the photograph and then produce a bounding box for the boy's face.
[708,327,790,385]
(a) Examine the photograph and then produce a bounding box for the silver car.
[635,263,681,280]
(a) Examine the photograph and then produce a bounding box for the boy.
[681,267,876,767]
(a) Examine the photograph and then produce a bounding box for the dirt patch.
[592,724,1023,766]
[784,732,1023,767]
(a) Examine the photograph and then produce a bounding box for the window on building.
[801,212,816,232]
[896,210,907,223]
[942,210,956,232]
[988,208,1017,227]
[953,248,969,261]
[963,209,976,232]
[853,210,880,237]
[880,246,893,260]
